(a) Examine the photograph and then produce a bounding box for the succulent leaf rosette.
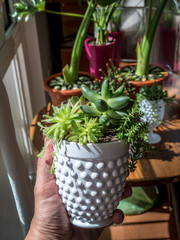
[81,79,132,125]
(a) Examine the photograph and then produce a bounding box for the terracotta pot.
[84,37,116,80]
[121,63,169,92]
[43,72,94,106]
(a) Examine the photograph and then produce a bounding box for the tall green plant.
[135,0,180,76]
[135,0,168,76]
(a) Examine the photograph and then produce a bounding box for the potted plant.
[37,72,154,228]
[84,0,123,80]
[117,0,180,92]
[137,81,175,144]
[13,0,119,105]
[13,0,97,105]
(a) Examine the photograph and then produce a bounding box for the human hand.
[25,140,132,240]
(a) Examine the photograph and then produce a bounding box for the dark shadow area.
[149,141,180,162]
[46,2,63,74]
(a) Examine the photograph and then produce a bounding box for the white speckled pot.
[139,99,165,144]
[53,140,129,228]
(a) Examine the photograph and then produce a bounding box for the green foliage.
[137,81,175,105]
[116,104,151,172]
[109,2,124,33]
[135,0,180,76]
[38,96,103,147]
[12,0,45,21]
[68,117,103,145]
[81,79,133,126]
[12,0,124,84]
[38,97,84,144]
[93,60,135,96]
[39,90,153,172]
[93,0,123,44]
[80,79,154,172]
[12,0,96,84]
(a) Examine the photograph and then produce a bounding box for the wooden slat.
[127,119,180,186]
[98,201,178,240]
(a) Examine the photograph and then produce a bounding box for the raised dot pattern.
[54,155,128,225]
[140,99,165,125]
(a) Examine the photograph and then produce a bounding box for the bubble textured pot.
[53,140,129,228]
[139,99,165,144]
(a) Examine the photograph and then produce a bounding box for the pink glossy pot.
[108,31,124,65]
[84,37,116,80]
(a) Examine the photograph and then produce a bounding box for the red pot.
[84,37,116,80]
[43,72,94,106]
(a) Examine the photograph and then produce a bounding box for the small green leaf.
[107,96,130,110]
[81,85,101,103]
[101,79,111,100]
[95,99,109,112]
[81,105,101,117]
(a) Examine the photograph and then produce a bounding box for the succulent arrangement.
[137,81,175,144]
[38,73,154,172]
[137,81,175,105]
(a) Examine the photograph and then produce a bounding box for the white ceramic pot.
[139,99,165,144]
[53,140,129,228]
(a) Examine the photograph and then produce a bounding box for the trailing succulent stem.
[117,104,150,172]
[135,0,168,76]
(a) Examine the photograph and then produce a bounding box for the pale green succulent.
[68,117,103,146]
[38,97,84,144]
[38,96,103,148]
